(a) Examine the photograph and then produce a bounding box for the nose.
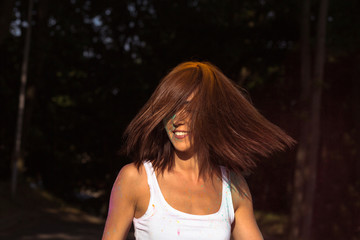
[171,112,187,127]
[172,118,184,128]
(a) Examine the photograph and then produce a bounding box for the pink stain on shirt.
[177,229,180,236]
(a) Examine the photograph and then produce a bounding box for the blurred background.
[0,0,359,239]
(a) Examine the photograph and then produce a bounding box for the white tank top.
[133,161,235,240]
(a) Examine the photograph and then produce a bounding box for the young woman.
[102,61,295,240]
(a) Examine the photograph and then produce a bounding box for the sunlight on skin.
[110,185,124,205]
[103,183,125,238]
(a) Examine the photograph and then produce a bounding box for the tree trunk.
[290,0,329,239]
[22,0,50,173]
[302,0,328,239]
[11,0,34,198]
[289,0,311,238]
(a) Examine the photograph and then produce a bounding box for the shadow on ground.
[0,182,115,240]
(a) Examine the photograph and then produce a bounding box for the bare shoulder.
[229,171,253,210]
[116,163,143,182]
[113,163,147,201]
[229,172,263,240]
[102,163,147,240]
[115,163,147,184]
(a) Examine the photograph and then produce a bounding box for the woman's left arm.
[230,173,264,240]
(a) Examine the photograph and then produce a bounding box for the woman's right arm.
[102,163,140,240]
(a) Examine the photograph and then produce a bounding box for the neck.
[173,150,203,182]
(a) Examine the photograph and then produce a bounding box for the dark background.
[0,0,359,239]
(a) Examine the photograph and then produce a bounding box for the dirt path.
[0,205,135,240]
[0,183,136,240]
[0,206,103,240]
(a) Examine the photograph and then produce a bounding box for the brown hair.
[123,61,295,177]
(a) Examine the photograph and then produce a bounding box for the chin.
[170,138,193,155]
[173,144,194,156]
[173,145,190,152]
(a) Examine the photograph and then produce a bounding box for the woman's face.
[164,95,193,154]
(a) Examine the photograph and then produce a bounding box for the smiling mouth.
[173,131,189,139]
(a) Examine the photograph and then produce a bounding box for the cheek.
[163,114,176,132]
[165,125,172,137]
[164,120,174,137]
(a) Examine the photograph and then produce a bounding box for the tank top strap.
[143,161,163,203]
[132,161,159,221]
[143,161,156,184]
[220,166,235,223]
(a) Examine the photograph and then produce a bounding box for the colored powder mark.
[114,185,123,198]
[164,115,180,142]
[164,114,185,143]
[187,189,192,199]
[176,220,180,224]
[149,204,156,217]
[177,229,180,236]
[164,114,176,131]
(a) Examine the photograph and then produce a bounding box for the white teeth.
[174,132,187,136]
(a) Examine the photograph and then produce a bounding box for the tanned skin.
[102,96,263,240]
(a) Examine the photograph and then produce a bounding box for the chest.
[135,215,231,240]
[157,174,223,215]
